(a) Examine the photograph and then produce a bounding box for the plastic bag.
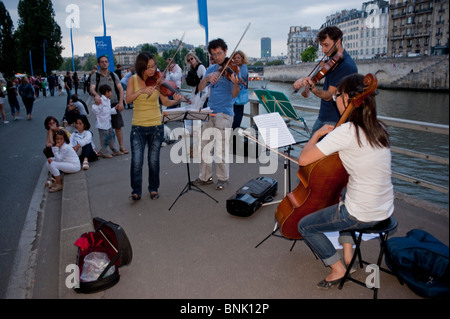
[80,252,116,282]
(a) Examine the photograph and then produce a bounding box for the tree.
[15,0,63,75]
[0,1,17,78]
[194,47,208,66]
[82,55,98,72]
[301,46,318,63]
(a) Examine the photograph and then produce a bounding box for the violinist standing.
[293,26,357,134]
[125,52,182,201]
[297,73,394,289]
[194,38,241,190]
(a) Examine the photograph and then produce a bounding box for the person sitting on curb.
[45,129,81,193]
[69,115,98,170]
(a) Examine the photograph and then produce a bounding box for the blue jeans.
[130,125,164,197]
[311,119,337,135]
[298,203,384,267]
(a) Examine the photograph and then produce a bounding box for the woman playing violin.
[297,73,394,289]
[125,52,182,201]
[293,26,357,134]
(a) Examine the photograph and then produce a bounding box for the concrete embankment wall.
[264,55,449,91]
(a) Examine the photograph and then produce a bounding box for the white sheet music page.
[253,113,295,149]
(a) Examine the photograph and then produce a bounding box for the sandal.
[120,148,129,154]
[150,192,159,200]
[129,193,141,201]
[49,184,63,193]
[82,161,89,170]
[45,177,56,187]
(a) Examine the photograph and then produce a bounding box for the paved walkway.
[10,98,450,301]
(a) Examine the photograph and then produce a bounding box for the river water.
[244,81,449,209]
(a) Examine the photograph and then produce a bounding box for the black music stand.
[165,108,218,211]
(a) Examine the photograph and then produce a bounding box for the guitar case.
[74,217,132,294]
[226,177,277,217]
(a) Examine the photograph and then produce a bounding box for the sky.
[4,0,368,59]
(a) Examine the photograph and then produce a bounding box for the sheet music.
[253,113,295,149]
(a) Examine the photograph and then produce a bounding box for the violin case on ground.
[74,217,132,294]
[227,177,277,217]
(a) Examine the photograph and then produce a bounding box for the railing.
[245,97,449,194]
[178,88,449,195]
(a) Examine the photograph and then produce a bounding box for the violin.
[145,70,190,102]
[217,58,247,87]
[294,45,344,98]
[276,73,378,239]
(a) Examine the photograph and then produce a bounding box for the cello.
[275,73,379,239]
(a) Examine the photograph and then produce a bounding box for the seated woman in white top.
[45,129,81,193]
[297,73,394,289]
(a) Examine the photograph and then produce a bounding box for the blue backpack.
[385,229,449,298]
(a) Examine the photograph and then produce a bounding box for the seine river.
[244,81,449,209]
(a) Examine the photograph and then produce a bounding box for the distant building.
[114,46,138,69]
[287,26,318,65]
[321,1,389,60]
[387,0,449,57]
[261,37,271,58]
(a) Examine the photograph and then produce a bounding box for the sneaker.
[192,177,213,186]
[3,121,9,124]
[216,180,228,190]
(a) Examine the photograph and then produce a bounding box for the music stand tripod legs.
[168,118,218,211]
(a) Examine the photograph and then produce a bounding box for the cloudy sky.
[4,0,368,58]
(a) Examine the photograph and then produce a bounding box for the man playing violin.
[194,38,241,190]
[293,26,357,134]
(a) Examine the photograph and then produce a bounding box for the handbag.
[234,88,248,105]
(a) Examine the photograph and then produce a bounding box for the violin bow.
[217,23,251,79]
[147,32,185,99]
[200,24,250,111]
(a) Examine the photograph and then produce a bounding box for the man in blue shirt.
[195,38,240,190]
[294,26,358,134]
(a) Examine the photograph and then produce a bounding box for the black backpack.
[385,229,449,298]
[185,64,202,87]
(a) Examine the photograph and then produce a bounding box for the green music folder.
[253,89,300,121]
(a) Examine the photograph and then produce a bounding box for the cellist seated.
[297,73,394,289]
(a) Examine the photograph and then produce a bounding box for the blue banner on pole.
[197,0,209,45]
[95,36,115,72]
[70,28,75,71]
[29,50,33,76]
[43,40,47,74]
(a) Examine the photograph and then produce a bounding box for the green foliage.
[301,46,318,63]
[0,1,17,77]
[15,0,63,75]
[82,55,98,71]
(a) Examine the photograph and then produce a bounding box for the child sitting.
[92,84,123,158]
[44,116,70,158]
[45,129,81,192]
[69,115,98,170]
